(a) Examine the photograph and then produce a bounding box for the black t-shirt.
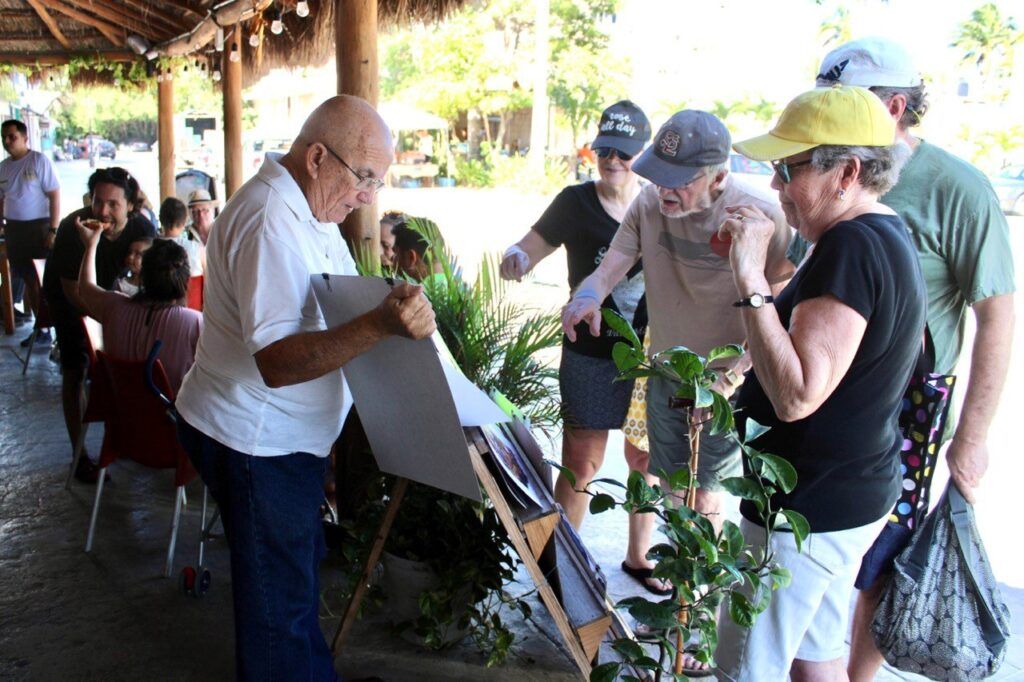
[42,208,158,322]
[532,182,646,358]
[736,214,926,533]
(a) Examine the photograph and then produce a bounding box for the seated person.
[44,167,158,483]
[77,225,202,395]
[392,219,447,285]
[113,236,152,297]
[379,210,406,271]
[159,197,205,277]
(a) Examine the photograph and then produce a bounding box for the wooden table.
[0,241,14,335]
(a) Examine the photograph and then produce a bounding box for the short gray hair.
[869,84,929,130]
[811,144,910,195]
[706,161,729,178]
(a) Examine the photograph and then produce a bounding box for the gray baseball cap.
[591,100,652,156]
[632,110,731,188]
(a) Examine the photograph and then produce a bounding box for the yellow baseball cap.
[733,85,895,161]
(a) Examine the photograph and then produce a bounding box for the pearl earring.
[838,189,846,200]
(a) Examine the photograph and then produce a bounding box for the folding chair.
[84,348,198,578]
[66,316,110,489]
[141,341,217,596]
[20,259,53,374]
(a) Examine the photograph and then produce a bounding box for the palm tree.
[952,3,1023,99]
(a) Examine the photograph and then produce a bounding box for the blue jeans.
[177,418,338,682]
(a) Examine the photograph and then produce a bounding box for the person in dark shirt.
[43,167,157,483]
[712,87,926,679]
[498,101,663,593]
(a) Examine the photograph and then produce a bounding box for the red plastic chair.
[20,259,53,374]
[186,275,203,311]
[66,316,113,489]
[84,349,198,577]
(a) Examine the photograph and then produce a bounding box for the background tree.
[952,2,1022,100]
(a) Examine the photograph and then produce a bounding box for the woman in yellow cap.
[711,86,926,680]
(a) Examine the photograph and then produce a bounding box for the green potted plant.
[555,310,808,680]
[339,217,561,665]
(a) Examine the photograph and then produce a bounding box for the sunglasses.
[594,147,634,162]
[771,159,812,184]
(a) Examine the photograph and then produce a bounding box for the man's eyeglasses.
[594,147,634,162]
[771,159,812,184]
[658,173,706,193]
[320,142,385,193]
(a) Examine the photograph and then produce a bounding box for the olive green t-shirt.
[788,141,1016,376]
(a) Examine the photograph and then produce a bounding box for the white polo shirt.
[0,150,59,221]
[176,154,357,457]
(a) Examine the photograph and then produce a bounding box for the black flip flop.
[621,561,674,596]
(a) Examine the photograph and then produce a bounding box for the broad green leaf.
[624,599,679,629]
[589,493,617,514]
[611,638,646,661]
[755,453,797,494]
[720,521,745,557]
[694,382,714,408]
[695,535,719,564]
[768,565,792,590]
[780,509,810,551]
[591,477,627,490]
[612,341,643,373]
[728,591,755,628]
[602,308,642,350]
[669,351,705,383]
[671,381,696,402]
[710,391,734,436]
[614,367,655,382]
[589,661,620,682]
[668,467,692,492]
[742,417,770,443]
[718,476,764,502]
[546,460,576,488]
[707,343,744,363]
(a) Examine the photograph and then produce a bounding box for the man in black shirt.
[43,167,157,483]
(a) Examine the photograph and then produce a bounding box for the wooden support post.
[331,476,409,655]
[157,75,175,201]
[0,243,14,335]
[222,23,244,199]
[335,0,379,259]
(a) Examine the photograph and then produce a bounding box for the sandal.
[621,561,674,596]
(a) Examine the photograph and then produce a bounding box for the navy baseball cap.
[591,100,652,156]
[632,110,731,188]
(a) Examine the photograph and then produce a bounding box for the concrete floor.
[3,320,1023,681]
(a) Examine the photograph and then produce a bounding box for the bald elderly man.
[175,96,435,680]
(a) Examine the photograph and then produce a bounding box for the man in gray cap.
[804,36,1016,682]
[562,111,792,666]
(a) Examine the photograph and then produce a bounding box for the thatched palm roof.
[0,0,468,86]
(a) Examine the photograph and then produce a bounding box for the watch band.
[732,293,774,308]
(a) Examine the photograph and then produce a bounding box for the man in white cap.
[560,110,793,673]
[187,188,217,245]
[804,36,1016,682]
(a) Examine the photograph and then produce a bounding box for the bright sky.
[613,0,1023,141]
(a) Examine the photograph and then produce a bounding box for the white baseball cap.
[817,37,922,88]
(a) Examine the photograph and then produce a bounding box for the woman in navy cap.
[499,101,667,595]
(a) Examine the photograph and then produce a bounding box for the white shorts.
[714,515,888,681]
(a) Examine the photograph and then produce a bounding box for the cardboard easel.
[330,428,597,678]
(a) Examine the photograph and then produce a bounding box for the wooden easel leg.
[331,476,409,656]
[467,446,592,678]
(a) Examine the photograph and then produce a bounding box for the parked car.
[729,153,774,192]
[991,164,1024,215]
[128,140,152,152]
[97,140,116,159]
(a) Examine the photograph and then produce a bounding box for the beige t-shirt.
[609,176,792,356]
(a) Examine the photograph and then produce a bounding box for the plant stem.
[675,410,703,676]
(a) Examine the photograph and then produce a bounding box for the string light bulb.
[229,42,241,62]
[295,0,309,18]
[214,28,224,52]
[212,68,222,82]
[156,69,163,83]
[248,31,260,47]
[270,10,283,35]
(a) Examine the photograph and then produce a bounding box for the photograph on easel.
[481,423,545,508]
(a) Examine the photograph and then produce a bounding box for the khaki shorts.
[645,374,741,491]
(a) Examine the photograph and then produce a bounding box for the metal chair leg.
[65,422,90,490]
[20,329,37,375]
[164,486,185,578]
[84,467,107,552]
